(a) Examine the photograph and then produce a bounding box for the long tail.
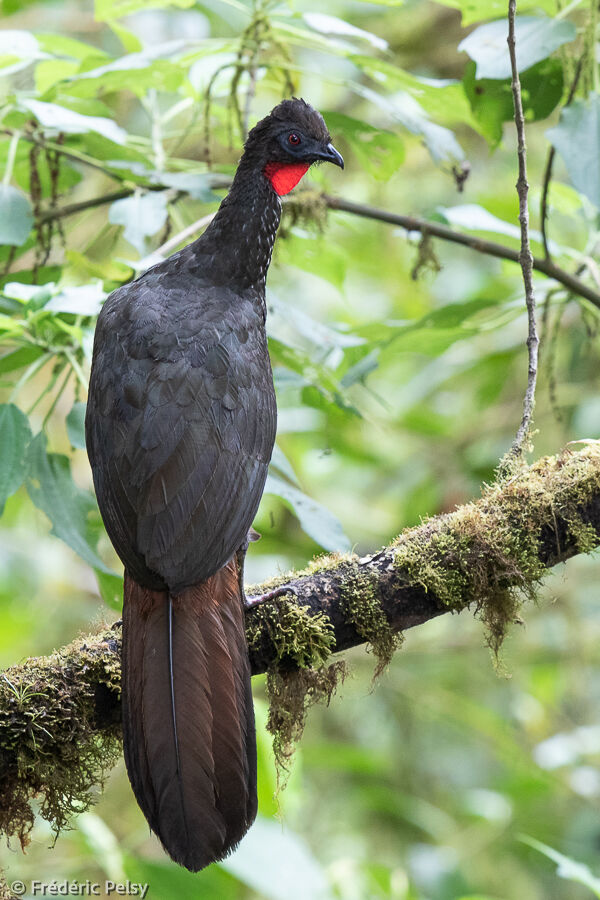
[122,559,257,872]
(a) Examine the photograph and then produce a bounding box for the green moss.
[340,564,403,679]
[246,594,336,669]
[0,628,121,847]
[246,594,345,780]
[245,551,355,599]
[393,444,600,657]
[266,661,348,781]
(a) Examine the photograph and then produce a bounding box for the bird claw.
[244,585,298,609]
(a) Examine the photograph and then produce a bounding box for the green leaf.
[0,404,32,515]
[435,0,556,26]
[46,283,106,315]
[26,432,116,574]
[95,569,124,610]
[2,281,53,304]
[66,401,87,450]
[547,95,600,208]
[303,13,388,51]
[0,186,33,247]
[0,346,43,375]
[269,444,301,487]
[34,59,80,94]
[0,30,47,76]
[109,20,144,53]
[65,54,184,97]
[109,191,169,255]
[76,812,125,882]
[459,16,576,80]
[124,853,238,900]
[158,171,218,200]
[323,111,404,181]
[95,0,196,21]
[35,33,110,61]
[359,84,464,164]
[220,816,335,900]
[521,836,600,897]
[265,473,351,552]
[463,58,563,144]
[438,202,559,251]
[19,98,127,144]
[351,56,476,128]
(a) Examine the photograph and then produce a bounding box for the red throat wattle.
[264,162,310,196]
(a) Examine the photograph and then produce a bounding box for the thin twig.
[506,0,539,458]
[153,212,216,258]
[540,58,583,261]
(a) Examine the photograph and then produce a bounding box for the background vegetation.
[0,0,599,897]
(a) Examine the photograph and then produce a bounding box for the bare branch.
[507,0,539,458]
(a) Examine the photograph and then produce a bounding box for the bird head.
[243,98,344,196]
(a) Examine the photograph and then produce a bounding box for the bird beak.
[315,142,344,169]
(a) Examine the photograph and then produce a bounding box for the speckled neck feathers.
[195,164,281,293]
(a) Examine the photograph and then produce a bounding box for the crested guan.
[85,98,343,871]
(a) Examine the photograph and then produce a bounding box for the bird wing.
[86,276,276,592]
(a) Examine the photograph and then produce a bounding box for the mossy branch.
[1,444,600,846]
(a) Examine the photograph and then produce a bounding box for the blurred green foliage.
[0,0,599,897]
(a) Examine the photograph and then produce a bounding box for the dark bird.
[85,98,343,872]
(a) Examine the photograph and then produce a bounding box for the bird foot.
[244,585,298,609]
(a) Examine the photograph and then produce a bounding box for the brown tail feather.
[122,561,257,871]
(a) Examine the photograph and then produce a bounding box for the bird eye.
[288,133,301,146]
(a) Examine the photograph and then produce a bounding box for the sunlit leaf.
[547,95,600,208]
[35,33,109,61]
[45,283,106,316]
[124,853,238,899]
[19,99,127,144]
[95,0,196,20]
[303,13,388,51]
[76,812,125,882]
[109,191,169,255]
[359,84,464,163]
[459,16,576,80]
[265,473,351,552]
[66,401,87,450]
[521,836,600,897]
[434,0,556,25]
[0,30,47,76]
[221,815,335,900]
[269,443,301,487]
[439,203,561,252]
[0,186,33,247]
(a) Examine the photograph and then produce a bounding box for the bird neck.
[200,161,282,292]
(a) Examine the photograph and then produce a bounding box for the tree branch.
[322,196,600,311]
[1,443,599,844]
[506,0,539,458]
[24,181,600,310]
